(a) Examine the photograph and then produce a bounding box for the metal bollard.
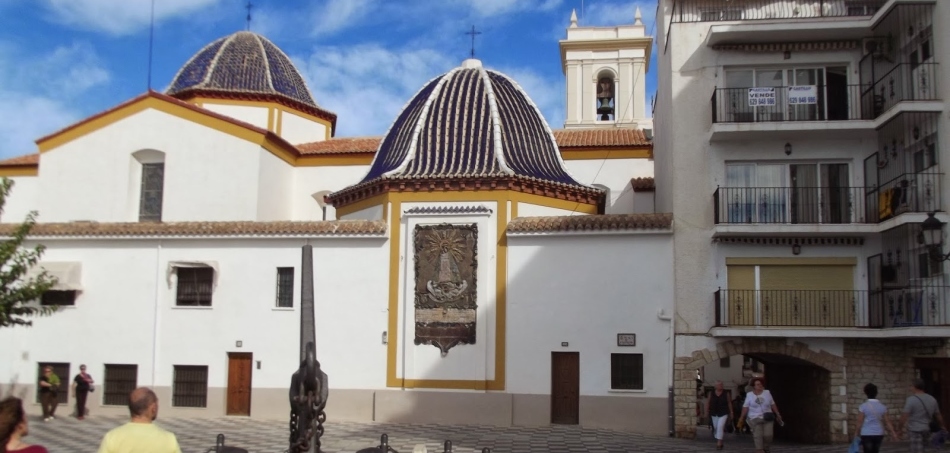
[381,434,390,452]
[443,440,452,452]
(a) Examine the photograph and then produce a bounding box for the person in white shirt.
[738,377,783,453]
[855,382,897,453]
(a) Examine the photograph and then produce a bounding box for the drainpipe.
[657,307,674,436]
[150,240,163,387]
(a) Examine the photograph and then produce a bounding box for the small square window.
[720,356,731,368]
[610,353,644,390]
[41,290,76,306]
[172,365,208,407]
[276,267,294,308]
[175,267,214,306]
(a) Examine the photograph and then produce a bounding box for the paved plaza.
[24,415,935,453]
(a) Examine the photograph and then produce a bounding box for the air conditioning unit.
[862,37,890,59]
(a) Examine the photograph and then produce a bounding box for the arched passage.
[675,339,846,443]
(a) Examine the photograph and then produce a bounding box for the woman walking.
[855,383,897,453]
[738,377,783,453]
[706,380,734,450]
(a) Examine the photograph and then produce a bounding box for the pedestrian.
[855,383,898,453]
[737,377,783,453]
[900,378,946,453]
[97,387,181,453]
[0,396,49,453]
[37,367,60,422]
[71,364,94,420]
[706,380,734,450]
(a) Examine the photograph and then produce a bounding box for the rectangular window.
[276,267,294,308]
[103,364,138,406]
[172,365,208,407]
[139,162,164,222]
[40,290,76,306]
[720,356,731,368]
[610,353,644,390]
[36,362,70,404]
[176,267,214,306]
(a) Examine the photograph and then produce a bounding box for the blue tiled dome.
[167,31,318,108]
[356,59,586,186]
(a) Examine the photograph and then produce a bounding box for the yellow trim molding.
[725,257,858,266]
[560,148,652,160]
[297,154,374,167]
[0,167,38,177]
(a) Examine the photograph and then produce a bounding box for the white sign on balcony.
[747,87,776,106]
[787,85,818,105]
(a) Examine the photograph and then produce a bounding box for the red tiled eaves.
[508,213,673,234]
[0,154,39,166]
[0,220,387,238]
[631,177,655,192]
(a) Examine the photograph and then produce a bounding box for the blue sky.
[0,0,657,158]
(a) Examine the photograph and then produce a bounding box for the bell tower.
[559,7,653,130]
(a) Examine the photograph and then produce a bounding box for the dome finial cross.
[245,1,253,31]
[465,25,482,59]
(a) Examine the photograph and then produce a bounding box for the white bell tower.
[559,7,653,130]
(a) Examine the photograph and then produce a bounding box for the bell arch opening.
[595,69,616,121]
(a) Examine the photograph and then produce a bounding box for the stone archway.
[674,338,847,442]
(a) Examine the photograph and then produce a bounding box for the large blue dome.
[167,31,319,109]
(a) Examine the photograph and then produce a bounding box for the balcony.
[714,287,950,332]
[672,0,886,23]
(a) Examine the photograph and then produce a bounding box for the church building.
[0,10,673,434]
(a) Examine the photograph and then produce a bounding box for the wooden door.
[551,352,579,425]
[227,353,253,416]
[916,358,950,423]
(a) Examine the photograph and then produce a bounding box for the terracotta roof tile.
[551,129,651,148]
[508,213,672,234]
[631,177,655,191]
[295,128,651,156]
[297,137,380,155]
[0,220,386,238]
[0,154,39,166]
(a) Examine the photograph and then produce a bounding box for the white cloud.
[310,0,377,37]
[296,44,456,137]
[462,0,563,17]
[0,42,110,157]
[583,1,656,28]
[41,0,222,35]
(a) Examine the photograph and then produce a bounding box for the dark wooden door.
[916,358,950,423]
[227,353,253,416]
[551,352,579,425]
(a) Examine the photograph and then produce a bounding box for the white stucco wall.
[0,236,390,397]
[293,166,370,220]
[515,203,581,218]
[36,109,263,223]
[256,150,294,221]
[0,176,39,223]
[200,104,269,131]
[507,232,674,397]
[565,158,653,214]
[281,111,328,145]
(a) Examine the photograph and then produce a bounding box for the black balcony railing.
[862,63,941,117]
[673,0,885,22]
[712,85,868,123]
[714,186,868,224]
[715,287,950,328]
[866,172,942,223]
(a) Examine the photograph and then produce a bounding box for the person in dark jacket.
[706,381,734,450]
[72,365,94,420]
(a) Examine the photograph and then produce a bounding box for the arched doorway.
[676,339,846,443]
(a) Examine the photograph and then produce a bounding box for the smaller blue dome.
[167,31,319,108]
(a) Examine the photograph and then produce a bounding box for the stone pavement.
[26,415,928,453]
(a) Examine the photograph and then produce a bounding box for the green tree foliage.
[0,177,57,327]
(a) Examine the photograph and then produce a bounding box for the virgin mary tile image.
[413,224,478,356]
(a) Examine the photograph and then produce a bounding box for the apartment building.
[656,0,949,442]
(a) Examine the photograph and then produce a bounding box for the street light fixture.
[919,212,950,261]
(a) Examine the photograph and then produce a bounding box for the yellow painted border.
[335,194,390,218]
[560,148,652,160]
[189,97,333,138]
[297,154,374,167]
[725,257,858,266]
[0,167,38,177]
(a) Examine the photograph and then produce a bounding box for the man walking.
[901,378,946,452]
[97,387,181,453]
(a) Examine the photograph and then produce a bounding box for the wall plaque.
[413,223,478,356]
[617,333,636,347]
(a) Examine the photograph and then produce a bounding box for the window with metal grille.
[40,290,76,306]
[276,267,294,308]
[139,162,164,222]
[102,364,138,406]
[36,362,70,404]
[172,365,208,407]
[610,353,644,390]
[175,267,214,306]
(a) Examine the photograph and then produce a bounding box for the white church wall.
[256,150,294,220]
[515,203,578,217]
[280,111,329,145]
[564,158,653,214]
[292,165,371,220]
[37,109,263,223]
[396,202,498,383]
[199,103,270,131]
[0,176,39,223]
